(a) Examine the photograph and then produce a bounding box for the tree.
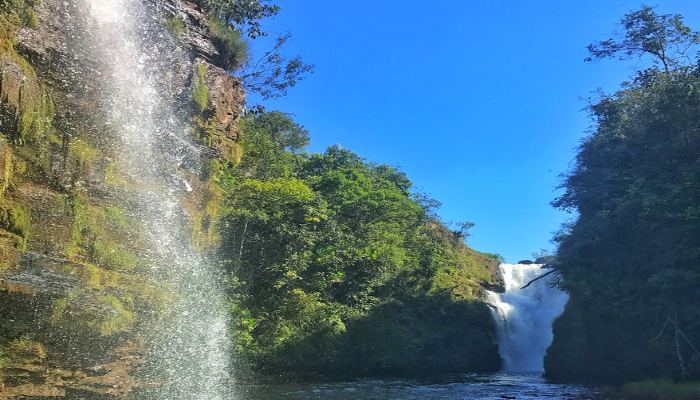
[242,110,309,153]
[233,111,309,181]
[546,14,700,381]
[195,0,280,39]
[217,135,499,375]
[453,221,475,241]
[193,1,314,98]
[240,32,315,100]
[585,5,700,72]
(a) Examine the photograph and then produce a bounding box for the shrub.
[621,379,700,400]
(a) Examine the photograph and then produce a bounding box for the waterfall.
[84,0,233,398]
[484,263,568,372]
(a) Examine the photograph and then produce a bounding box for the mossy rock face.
[0,191,31,253]
[12,184,69,255]
[49,288,136,336]
[180,169,224,250]
[0,0,39,30]
[0,235,20,270]
[0,331,151,398]
[0,254,173,350]
[0,0,248,395]
[0,47,54,144]
[63,193,150,272]
[189,59,246,169]
[0,141,18,197]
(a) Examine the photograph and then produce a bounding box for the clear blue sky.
[244,1,700,263]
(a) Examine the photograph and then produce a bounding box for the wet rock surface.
[0,0,245,397]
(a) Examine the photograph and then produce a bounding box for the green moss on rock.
[193,63,209,113]
[0,200,31,251]
[0,339,46,369]
[0,144,12,196]
[92,239,139,271]
[92,295,134,335]
[164,15,186,38]
[0,9,55,155]
[66,195,88,257]
[68,138,101,171]
[65,195,142,271]
[103,206,128,227]
[104,162,138,188]
[49,289,81,325]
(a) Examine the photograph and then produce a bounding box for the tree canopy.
[195,0,280,39]
[214,111,501,376]
[545,6,700,384]
[585,5,700,72]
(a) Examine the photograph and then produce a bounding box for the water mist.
[85,0,233,398]
[485,264,568,372]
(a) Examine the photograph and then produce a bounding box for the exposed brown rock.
[0,0,247,396]
[0,340,156,399]
[202,63,246,140]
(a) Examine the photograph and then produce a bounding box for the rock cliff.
[0,0,244,397]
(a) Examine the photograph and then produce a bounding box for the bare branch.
[521,269,559,290]
[669,318,700,358]
[652,316,671,340]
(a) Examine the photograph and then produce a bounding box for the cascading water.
[484,263,568,372]
[84,0,233,398]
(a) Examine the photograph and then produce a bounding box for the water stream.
[84,0,233,398]
[79,1,573,398]
[484,263,569,372]
[240,264,583,399]
[236,373,596,400]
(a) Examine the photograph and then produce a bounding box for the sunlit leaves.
[241,33,315,100]
[217,112,495,374]
[585,5,700,72]
[548,39,700,382]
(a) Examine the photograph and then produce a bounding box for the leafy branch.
[240,32,315,100]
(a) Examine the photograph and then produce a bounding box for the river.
[235,373,598,400]
[231,264,589,400]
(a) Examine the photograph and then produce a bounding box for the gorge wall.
[0,0,243,397]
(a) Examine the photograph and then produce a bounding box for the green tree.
[585,5,700,72]
[233,111,308,181]
[218,138,500,376]
[241,33,315,100]
[195,0,280,39]
[1,0,38,27]
[193,1,314,98]
[545,13,700,381]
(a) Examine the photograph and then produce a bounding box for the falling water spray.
[484,264,568,372]
[85,0,233,398]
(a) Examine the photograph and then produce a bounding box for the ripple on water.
[237,372,598,400]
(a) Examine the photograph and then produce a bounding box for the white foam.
[485,263,568,372]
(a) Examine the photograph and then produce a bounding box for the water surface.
[237,372,598,400]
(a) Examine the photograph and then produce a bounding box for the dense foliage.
[213,111,501,376]
[194,0,280,39]
[544,6,700,384]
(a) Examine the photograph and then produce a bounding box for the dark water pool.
[235,372,598,400]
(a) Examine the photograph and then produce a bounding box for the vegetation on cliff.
[0,0,500,394]
[193,0,314,99]
[544,5,700,385]
[214,111,501,376]
[0,0,218,395]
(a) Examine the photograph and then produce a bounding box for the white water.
[484,264,568,372]
[84,0,233,398]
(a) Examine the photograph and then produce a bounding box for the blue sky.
[244,1,700,263]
